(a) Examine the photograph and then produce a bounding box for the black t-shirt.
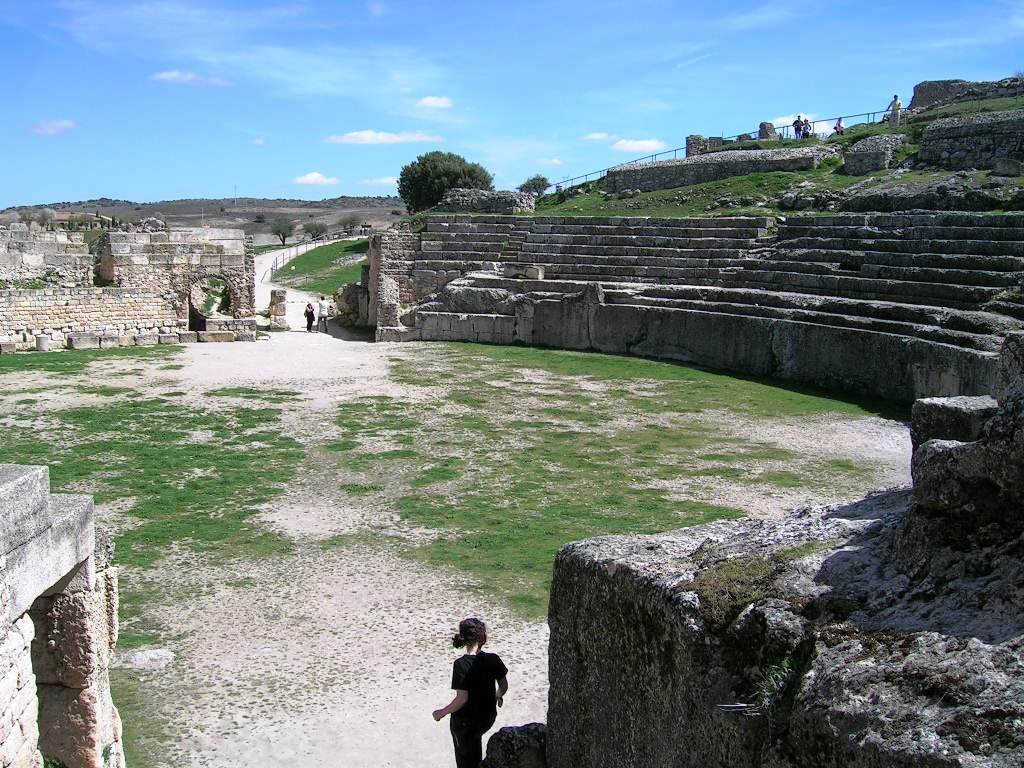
[451,651,508,723]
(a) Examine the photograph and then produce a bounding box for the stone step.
[603,294,1002,352]
[778,224,1024,242]
[422,251,521,263]
[422,232,511,244]
[427,240,506,253]
[0,464,52,556]
[518,252,749,269]
[526,215,775,228]
[529,224,769,238]
[986,300,1024,321]
[860,264,1023,288]
[520,243,750,260]
[722,270,1001,309]
[425,222,526,234]
[780,236,1024,257]
[459,273,1019,336]
[524,233,762,248]
[782,212,1024,228]
[765,248,1024,272]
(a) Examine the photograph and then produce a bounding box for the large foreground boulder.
[546,333,1024,767]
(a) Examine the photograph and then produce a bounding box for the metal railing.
[547,107,893,193]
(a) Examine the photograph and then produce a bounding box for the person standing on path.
[432,618,509,768]
[304,302,315,332]
[317,296,329,333]
[887,94,903,127]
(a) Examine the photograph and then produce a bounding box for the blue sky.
[0,0,1021,207]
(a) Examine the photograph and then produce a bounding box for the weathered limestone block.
[910,395,998,449]
[0,342,15,355]
[197,331,235,343]
[34,336,49,353]
[919,110,1024,170]
[758,122,779,140]
[435,189,536,214]
[157,334,178,345]
[67,335,99,351]
[482,723,547,768]
[177,331,198,344]
[844,134,907,175]
[132,334,157,346]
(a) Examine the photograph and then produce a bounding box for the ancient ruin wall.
[546,333,1024,768]
[100,228,256,330]
[0,287,181,346]
[1,465,124,768]
[909,77,1024,110]
[0,227,92,286]
[605,146,839,193]
[919,110,1024,170]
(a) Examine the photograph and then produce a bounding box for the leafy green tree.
[304,222,328,239]
[337,212,362,232]
[270,216,295,245]
[398,151,493,212]
[518,175,550,196]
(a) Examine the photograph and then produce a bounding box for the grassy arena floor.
[326,343,902,617]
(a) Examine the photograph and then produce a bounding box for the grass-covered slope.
[274,238,369,295]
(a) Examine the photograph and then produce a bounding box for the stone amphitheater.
[2,76,1023,768]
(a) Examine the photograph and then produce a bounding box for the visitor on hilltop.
[317,295,329,332]
[834,116,845,135]
[304,302,315,333]
[802,117,815,139]
[433,618,509,768]
[792,115,804,139]
[887,94,903,127]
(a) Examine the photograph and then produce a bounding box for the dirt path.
[103,329,911,767]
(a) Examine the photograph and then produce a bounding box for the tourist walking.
[304,302,315,332]
[834,116,845,135]
[432,618,509,768]
[317,295,329,332]
[887,94,903,127]
[792,115,804,139]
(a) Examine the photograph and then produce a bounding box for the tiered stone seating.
[397,213,1023,400]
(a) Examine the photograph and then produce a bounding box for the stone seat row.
[0,329,245,354]
[423,214,774,228]
[776,236,1024,257]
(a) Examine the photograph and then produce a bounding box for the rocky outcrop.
[919,110,1024,171]
[545,333,1024,767]
[434,189,536,215]
[910,77,1024,111]
[482,723,547,768]
[842,171,1024,212]
[844,133,907,175]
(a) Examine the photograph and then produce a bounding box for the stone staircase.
[392,213,1024,400]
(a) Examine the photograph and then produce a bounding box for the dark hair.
[452,617,487,649]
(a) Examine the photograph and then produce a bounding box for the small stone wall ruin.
[1,464,124,768]
[909,77,1024,111]
[606,146,839,193]
[919,110,1024,171]
[0,226,92,287]
[433,188,536,215]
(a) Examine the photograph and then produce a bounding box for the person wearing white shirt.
[886,94,903,127]
[317,296,329,332]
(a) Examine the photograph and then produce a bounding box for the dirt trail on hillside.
[96,331,910,768]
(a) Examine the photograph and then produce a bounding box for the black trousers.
[450,714,495,768]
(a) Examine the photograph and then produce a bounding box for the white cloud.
[416,95,453,109]
[150,70,230,86]
[293,172,338,185]
[540,158,564,166]
[326,130,442,145]
[367,2,388,16]
[33,119,76,136]
[611,138,668,152]
[252,138,265,146]
[723,4,792,31]
[360,176,398,186]
[583,132,614,141]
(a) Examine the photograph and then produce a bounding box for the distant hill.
[1,195,406,245]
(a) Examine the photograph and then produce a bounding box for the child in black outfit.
[432,618,509,768]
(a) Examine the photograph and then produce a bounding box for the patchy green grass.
[330,343,897,618]
[0,345,178,376]
[207,386,302,403]
[275,239,369,295]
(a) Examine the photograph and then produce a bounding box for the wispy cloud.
[326,130,442,145]
[367,1,388,16]
[33,119,76,136]
[723,4,792,31]
[360,176,398,186]
[583,132,615,141]
[540,158,564,166]
[150,69,230,86]
[416,95,453,109]
[612,138,667,152]
[252,138,265,146]
[293,171,338,185]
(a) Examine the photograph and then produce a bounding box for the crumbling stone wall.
[919,110,1024,170]
[844,134,907,175]
[545,333,1024,767]
[1,465,124,768]
[434,189,535,214]
[909,77,1024,111]
[0,287,181,348]
[100,228,255,328]
[0,226,92,287]
[606,146,839,192]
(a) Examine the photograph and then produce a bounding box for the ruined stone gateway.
[1,466,123,768]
